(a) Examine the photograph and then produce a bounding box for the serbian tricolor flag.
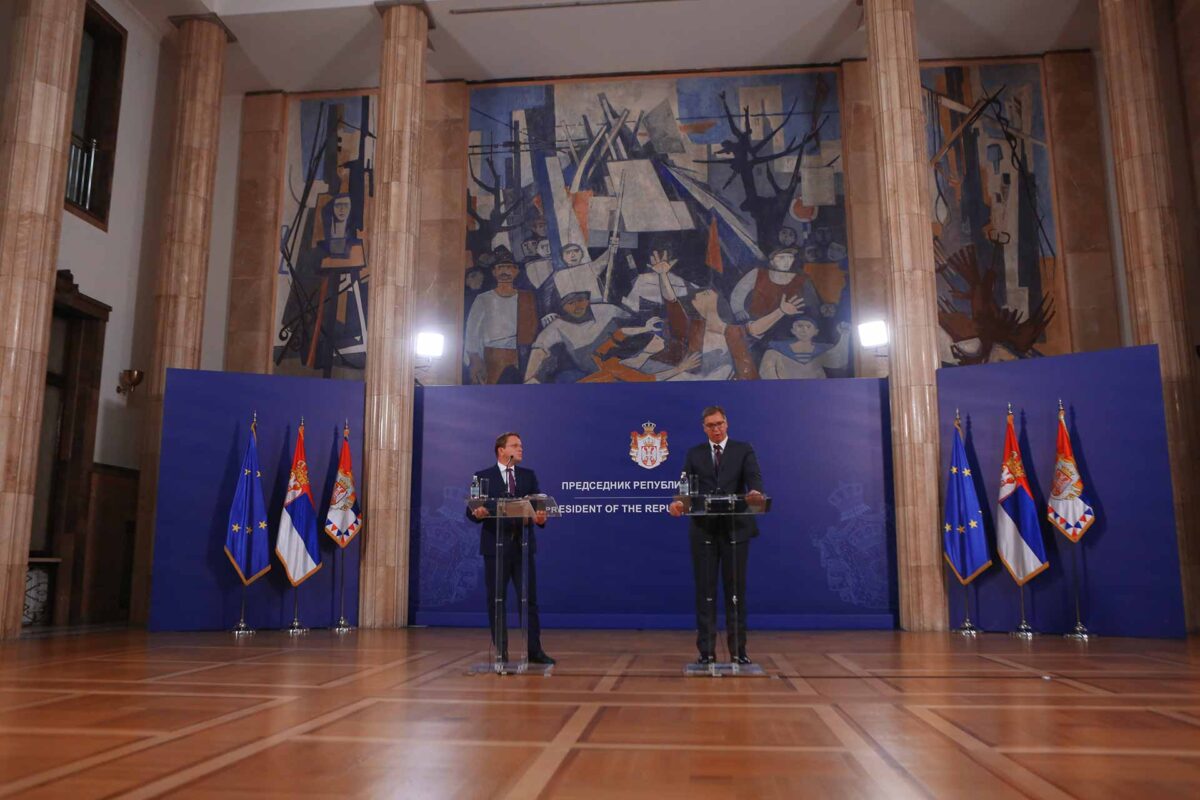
[275,422,322,585]
[1047,403,1096,542]
[324,423,363,547]
[995,409,1049,585]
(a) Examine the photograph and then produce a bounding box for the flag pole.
[1064,544,1092,641]
[287,585,308,636]
[333,546,354,634]
[1010,583,1036,639]
[232,582,254,638]
[954,581,979,637]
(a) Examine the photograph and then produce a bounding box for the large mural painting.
[463,70,852,385]
[921,60,1067,366]
[273,93,375,378]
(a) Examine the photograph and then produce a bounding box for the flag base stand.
[332,616,355,635]
[1064,621,1092,642]
[286,620,309,636]
[953,619,980,638]
[1009,621,1037,640]
[231,586,254,637]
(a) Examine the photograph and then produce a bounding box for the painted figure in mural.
[464,257,540,385]
[921,63,1061,364]
[730,248,819,340]
[276,97,373,377]
[524,268,631,383]
[554,234,623,304]
[464,71,853,384]
[467,432,554,665]
[759,317,851,380]
[669,406,764,665]
[621,247,690,313]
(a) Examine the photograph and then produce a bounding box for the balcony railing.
[66,134,98,212]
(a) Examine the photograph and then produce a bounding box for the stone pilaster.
[864,0,947,631]
[359,3,427,627]
[130,17,227,623]
[0,0,86,637]
[1099,0,1200,627]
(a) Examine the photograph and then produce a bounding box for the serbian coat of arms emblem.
[630,421,669,469]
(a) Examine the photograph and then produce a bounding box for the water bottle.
[679,470,690,497]
[470,474,481,500]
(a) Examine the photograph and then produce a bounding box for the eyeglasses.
[703,421,727,429]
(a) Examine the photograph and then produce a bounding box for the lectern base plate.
[683,661,768,677]
[468,660,554,676]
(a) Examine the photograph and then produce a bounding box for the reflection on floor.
[1,628,1199,798]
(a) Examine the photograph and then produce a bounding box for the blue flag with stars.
[943,419,992,584]
[224,422,272,585]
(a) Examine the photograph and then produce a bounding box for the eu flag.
[943,418,992,584]
[224,421,271,584]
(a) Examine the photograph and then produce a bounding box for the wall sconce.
[117,369,144,396]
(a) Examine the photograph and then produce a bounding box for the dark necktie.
[713,444,722,473]
[506,467,516,495]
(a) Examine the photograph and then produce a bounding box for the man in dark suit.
[669,406,764,665]
[467,432,555,664]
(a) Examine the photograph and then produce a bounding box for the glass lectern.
[466,492,561,675]
[673,491,771,677]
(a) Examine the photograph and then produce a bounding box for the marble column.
[224,92,287,374]
[0,0,86,637]
[864,0,947,630]
[1099,0,1200,626]
[841,60,890,380]
[1044,52,1121,352]
[130,17,227,623]
[359,3,427,627]
[416,81,469,387]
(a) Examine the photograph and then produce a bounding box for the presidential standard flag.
[943,416,991,584]
[224,420,271,584]
[1047,403,1096,542]
[275,421,322,585]
[995,409,1049,585]
[324,422,363,547]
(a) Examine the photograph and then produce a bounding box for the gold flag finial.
[251,410,258,436]
[1058,398,1065,417]
[1007,402,1013,416]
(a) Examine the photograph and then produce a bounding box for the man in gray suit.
[669,406,764,664]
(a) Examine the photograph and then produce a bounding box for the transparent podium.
[466,492,561,675]
[673,491,771,677]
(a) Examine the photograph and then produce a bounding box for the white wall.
[56,0,167,469]
[54,0,242,468]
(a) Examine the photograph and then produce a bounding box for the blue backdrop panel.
[937,346,1184,637]
[149,369,365,632]
[411,379,898,629]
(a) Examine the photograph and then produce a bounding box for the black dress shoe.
[528,651,556,665]
[733,654,752,665]
[695,654,716,665]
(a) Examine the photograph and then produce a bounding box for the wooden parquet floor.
[2,627,1200,798]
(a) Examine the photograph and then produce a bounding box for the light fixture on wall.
[415,332,445,358]
[857,320,889,349]
[116,369,144,396]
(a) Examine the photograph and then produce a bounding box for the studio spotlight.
[415,332,445,358]
[858,320,889,348]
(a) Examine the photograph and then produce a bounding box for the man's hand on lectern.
[472,506,489,520]
[534,509,548,525]
[668,500,684,517]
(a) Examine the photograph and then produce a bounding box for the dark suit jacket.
[466,464,544,556]
[682,439,764,542]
